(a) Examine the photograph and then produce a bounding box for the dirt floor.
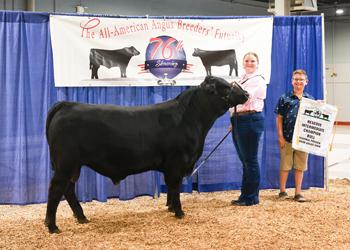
[1,178,350,250]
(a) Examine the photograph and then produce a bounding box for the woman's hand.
[230,81,239,88]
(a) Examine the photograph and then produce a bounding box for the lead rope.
[234,106,238,141]
[329,106,341,151]
[187,130,232,180]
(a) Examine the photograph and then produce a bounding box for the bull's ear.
[201,76,217,94]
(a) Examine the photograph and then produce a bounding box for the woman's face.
[243,54,259,75]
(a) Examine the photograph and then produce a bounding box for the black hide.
[44,75,248,233]
[89,46,140,79]
[192,48,238,77]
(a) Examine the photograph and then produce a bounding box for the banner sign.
[50,15,273,87]
[292,98,339,157]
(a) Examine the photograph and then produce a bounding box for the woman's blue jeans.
[231,112,265,205]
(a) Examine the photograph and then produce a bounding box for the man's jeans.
[231,112,265,205]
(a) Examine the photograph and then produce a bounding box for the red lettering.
[175,40,184,51]
[80,18,100,38]
[214,29,220,38]
[162,38,175,59]
[99,29,104,39]
[177,20,182,29]
[149,37,163,60]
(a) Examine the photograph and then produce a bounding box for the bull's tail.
[46,101,68,171]
[46,101,67,142]
[45,101,67,142]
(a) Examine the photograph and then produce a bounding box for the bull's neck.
[176,87,229,135]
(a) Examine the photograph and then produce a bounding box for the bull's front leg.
[164,170,185,218]
[205,66,211,76]
[164,173,173,212]
[229,65,234,76]
[120,67,127,78]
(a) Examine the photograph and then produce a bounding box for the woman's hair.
[293,69,308,80]
[243,52,259,63]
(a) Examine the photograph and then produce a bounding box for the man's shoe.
[231,200,248,206]
[294,194,307,202]
[279,191,290,199]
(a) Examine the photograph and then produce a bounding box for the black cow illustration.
[89,46,140,79]
[304,109,313,115]
[322,114,329,120]
[192,48,238,76]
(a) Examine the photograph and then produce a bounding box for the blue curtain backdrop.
[0,11,324,205]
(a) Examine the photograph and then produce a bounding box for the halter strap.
[239,74,265,85]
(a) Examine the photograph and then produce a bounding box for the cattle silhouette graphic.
[192,48,238,76]
[89,46,140,79]
[322,113,329,120]
[304,109,313,115]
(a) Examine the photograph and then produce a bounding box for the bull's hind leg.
[64,182,90,224]
[45,172,71,233]
[91,65,99,79]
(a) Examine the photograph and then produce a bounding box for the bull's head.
[200,75,249,107]
[125,46,140,56]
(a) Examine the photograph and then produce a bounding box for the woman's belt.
[230,110,259,117]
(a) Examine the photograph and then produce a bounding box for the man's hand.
[228,125,232,132]
[278,136,286,148]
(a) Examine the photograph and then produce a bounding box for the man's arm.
[276,114,286,148]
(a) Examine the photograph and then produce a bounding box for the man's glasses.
[293,78,306,82]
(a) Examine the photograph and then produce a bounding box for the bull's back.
[195,50,236,66]
[90,49,131,68]
[47,101,180,173]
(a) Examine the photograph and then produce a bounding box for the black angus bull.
[45,76,249,233]
[89,46,140,79]
[192,48,238,77]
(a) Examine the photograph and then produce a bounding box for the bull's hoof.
[50,228,62,234]
[167,207,174,212]
[78,218,90,224]
[175,212,185,219]
[47,225,62,234]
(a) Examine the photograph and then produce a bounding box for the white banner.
[50,15,273,87]
[292,98,339,157]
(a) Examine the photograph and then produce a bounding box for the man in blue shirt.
[274,70,315,202]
